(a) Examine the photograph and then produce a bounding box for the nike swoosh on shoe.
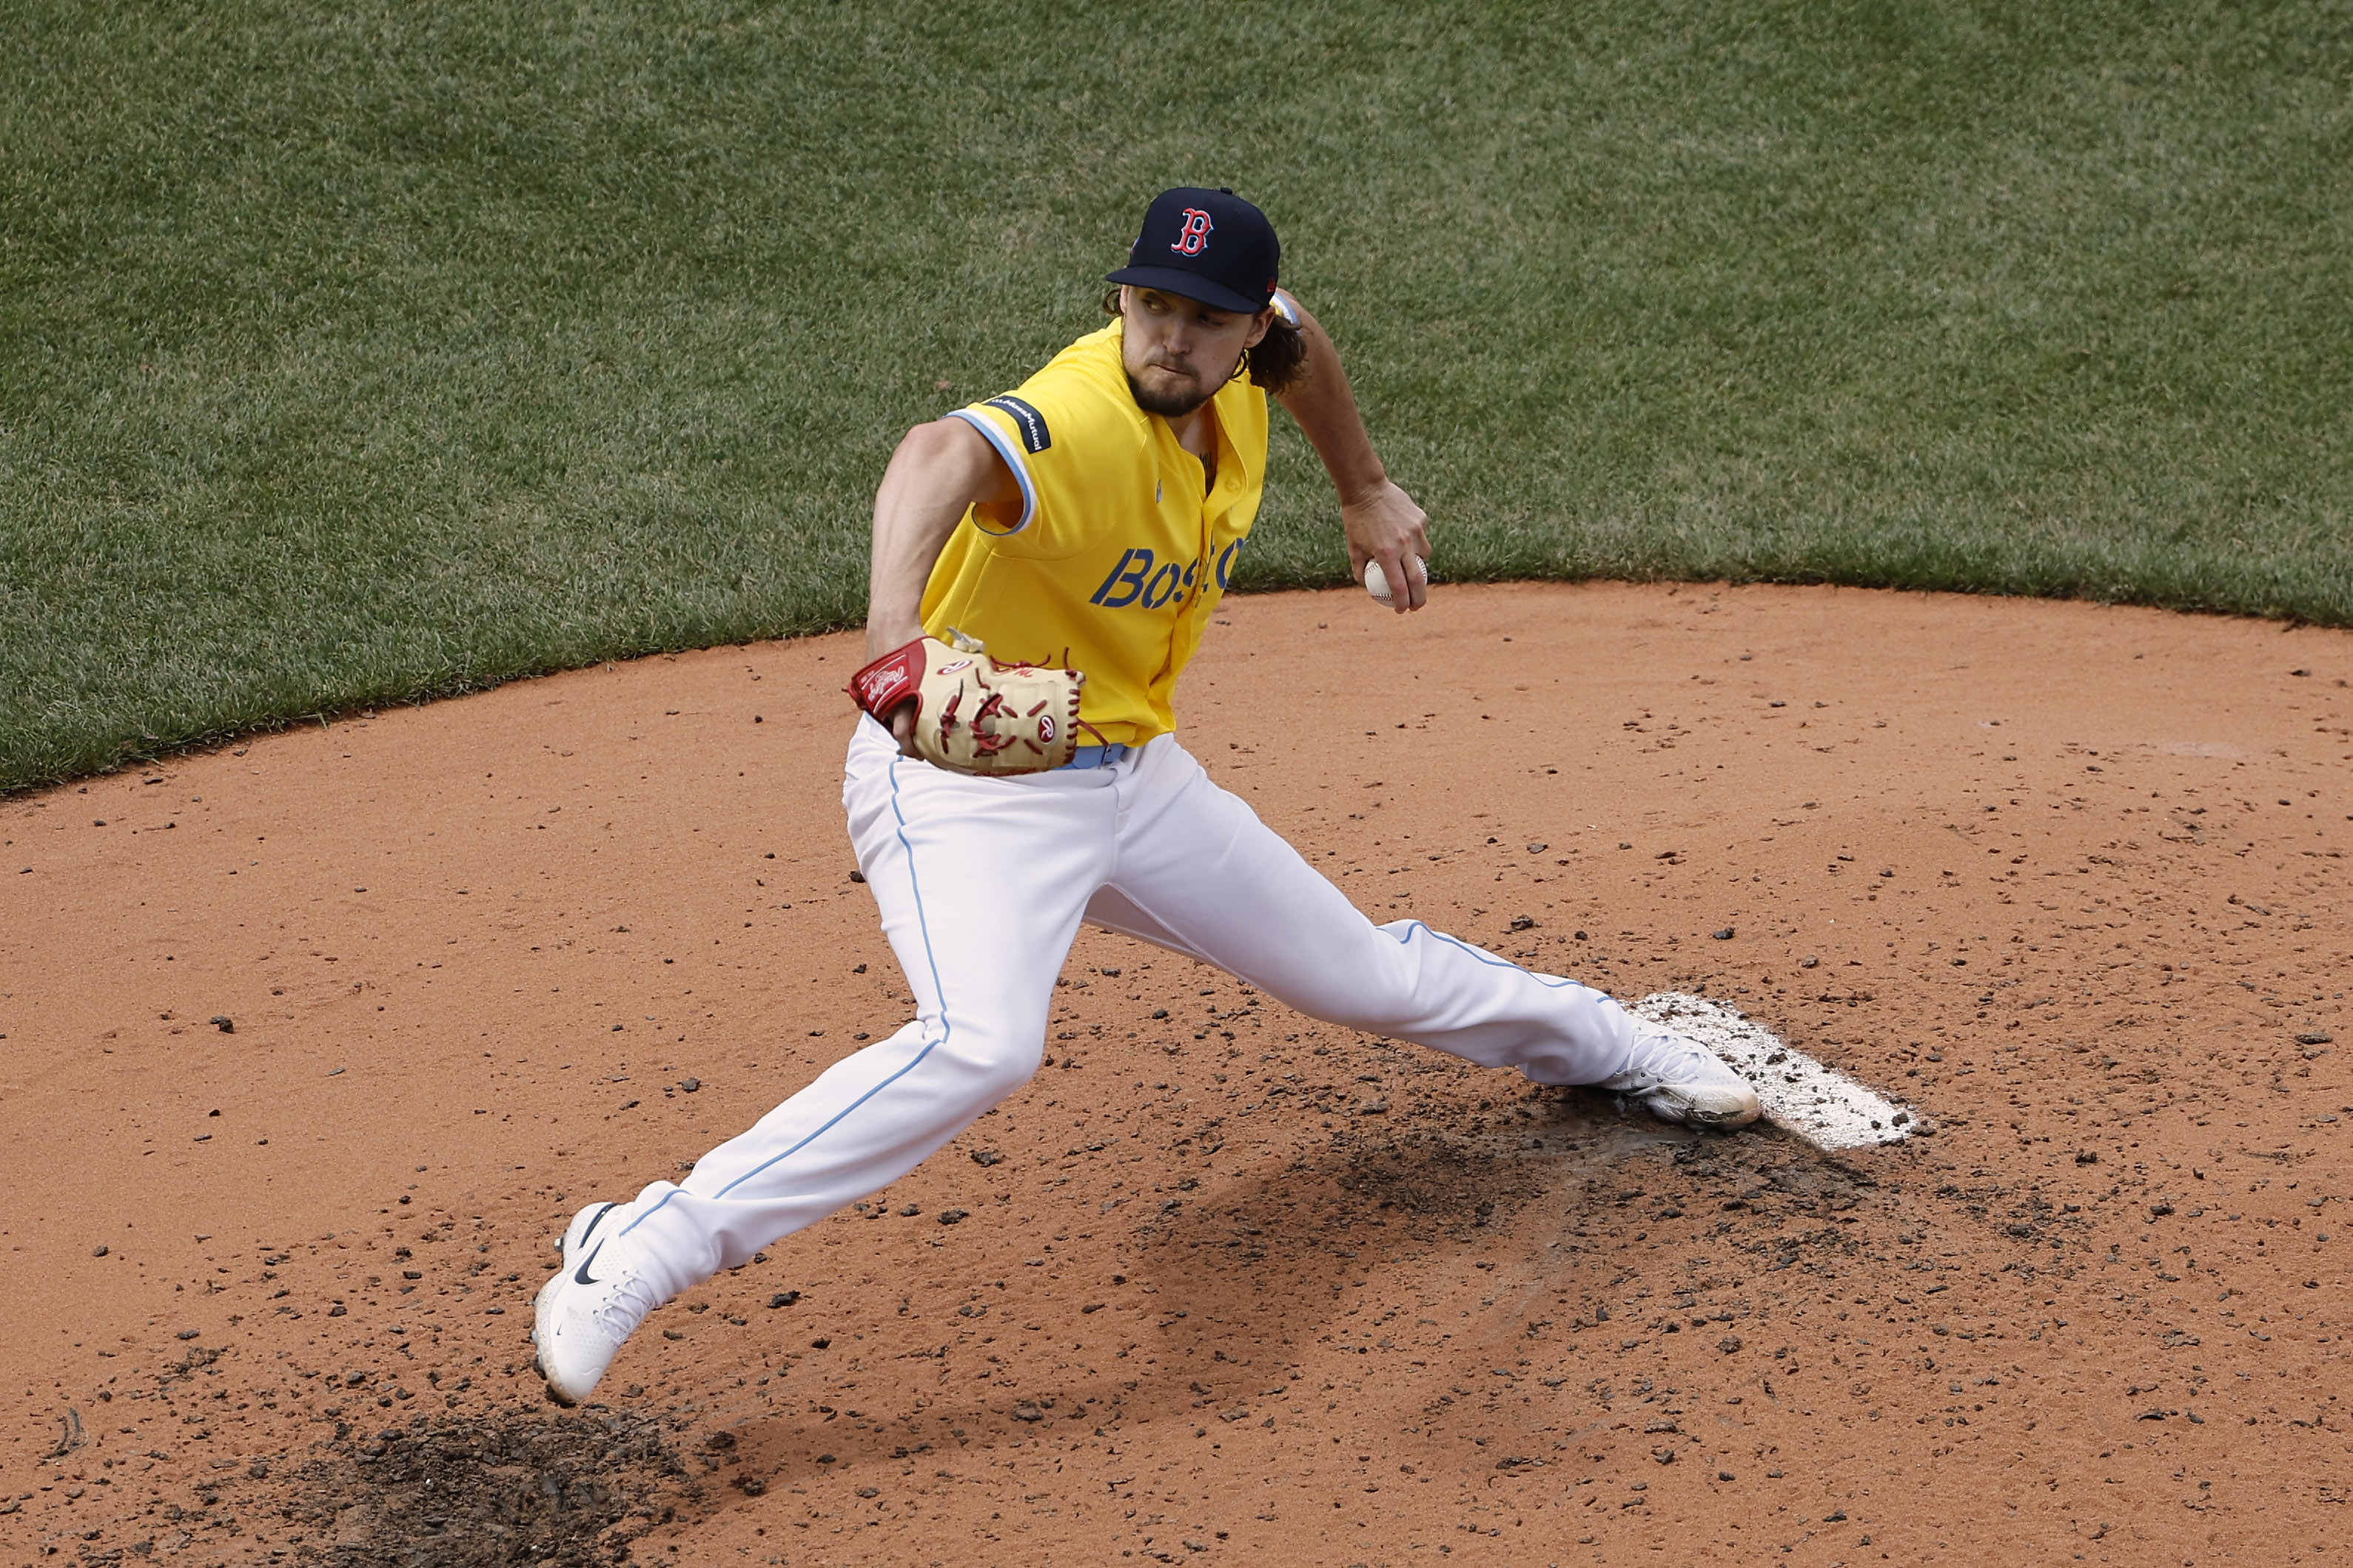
[564,1201,622,1259]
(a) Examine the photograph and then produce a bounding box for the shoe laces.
[587,1248,665,1342]
[1608,1027,1710,1090]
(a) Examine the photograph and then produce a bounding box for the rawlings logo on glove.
[847,632,1088,776]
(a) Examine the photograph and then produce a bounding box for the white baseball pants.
[616,717,1648,1299]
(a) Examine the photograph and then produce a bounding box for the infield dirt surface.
[5,582,2349,1567]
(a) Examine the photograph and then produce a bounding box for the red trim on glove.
[846,638,928,720]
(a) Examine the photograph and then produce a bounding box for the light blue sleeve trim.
[944,408,1038,534]
[1270,290,1300,326]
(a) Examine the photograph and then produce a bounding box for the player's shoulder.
[1035,320,1127,383]
[1023,323,1143,427]
[967,323,1144,462]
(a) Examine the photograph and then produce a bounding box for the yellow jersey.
[925,319,1269,747]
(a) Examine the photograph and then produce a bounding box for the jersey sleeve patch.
[981,394,1052,454]
[944,407,1038,534]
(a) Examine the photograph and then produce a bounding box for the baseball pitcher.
[534,187,1758,1406]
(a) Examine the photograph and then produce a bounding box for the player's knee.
[972,1042,1044,1102]
[932,1023,1047,1102]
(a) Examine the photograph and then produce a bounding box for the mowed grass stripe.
[4,1,2350,790]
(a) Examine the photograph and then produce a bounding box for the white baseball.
[1363,556,1426,607]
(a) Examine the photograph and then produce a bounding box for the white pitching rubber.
[1631,992,1927,1151]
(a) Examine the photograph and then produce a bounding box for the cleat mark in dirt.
[277,1410,694,1567]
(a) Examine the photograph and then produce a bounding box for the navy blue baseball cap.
[1106,186,1280,315]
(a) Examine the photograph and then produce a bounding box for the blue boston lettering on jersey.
[1090,542,1242,610]
[1090,548,1155,608]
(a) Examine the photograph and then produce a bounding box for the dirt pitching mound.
[4,582,2349,1566]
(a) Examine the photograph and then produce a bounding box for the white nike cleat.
[531,1199,666,1407]
[1600,1026,1762,1128]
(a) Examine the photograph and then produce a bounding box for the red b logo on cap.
[1171,208,1214,257]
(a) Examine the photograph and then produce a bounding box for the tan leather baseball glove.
[847,632,1087,776]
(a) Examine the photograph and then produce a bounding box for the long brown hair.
[1101,288,1308,396]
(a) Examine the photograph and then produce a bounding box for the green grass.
[5,1,2351,790]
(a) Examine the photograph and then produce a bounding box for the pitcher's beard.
[1124,367,1213,419]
